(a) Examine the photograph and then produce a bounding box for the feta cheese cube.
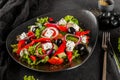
[58,18,67,25]
[20,32,27,40]
[72,24,80,31]
[44,29,54,38]
[42,42,53,50]
[81,36,87,44]
[66,41,75,51]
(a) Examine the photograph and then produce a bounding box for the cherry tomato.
[48,56,64,65]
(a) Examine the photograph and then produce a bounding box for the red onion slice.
[41,27,59,39]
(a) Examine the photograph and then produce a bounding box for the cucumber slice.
[58,52,66,58]
[53,43,58,50]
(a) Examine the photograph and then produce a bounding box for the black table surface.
[0,0,120,80]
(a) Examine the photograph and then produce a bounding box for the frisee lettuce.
[36,17,48,25]
[72,50,80,59]
[64,15,79,25]
[11,44,18,53]
[24,75,37,80]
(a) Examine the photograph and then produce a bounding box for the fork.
[102,32,110,80]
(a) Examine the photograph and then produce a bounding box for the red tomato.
[48,57,64,65]
[54,33,63,40]
[30,55,36,61]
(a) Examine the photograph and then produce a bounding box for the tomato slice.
[54,33,63,40]
[48,57,64,65]
[30,55,36,61]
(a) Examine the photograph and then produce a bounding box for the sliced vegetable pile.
[11,15,90,65]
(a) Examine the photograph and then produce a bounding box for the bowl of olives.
[98,11,120,30]
[98,0,114,12]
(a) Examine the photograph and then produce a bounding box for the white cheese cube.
[20,32,27,40]
[72,24,80,31]
[44,29,54,38]
[81,36,87,44]
[42,42,53,50]
[66,41,75,51]
[58,18,67,25]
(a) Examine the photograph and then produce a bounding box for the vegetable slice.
[48,56,64,65]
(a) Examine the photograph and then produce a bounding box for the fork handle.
[102,51,107,80]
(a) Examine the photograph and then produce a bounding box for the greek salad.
[11,15,90,65]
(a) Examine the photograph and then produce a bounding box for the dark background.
[0,0,120,80]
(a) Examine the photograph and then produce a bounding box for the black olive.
[55,39,62,46]
[75,44,88,56]
[111,20,118,27]
[101,12,111,18]
[101,19,110,25]
[112,12,119,17]
[110,16,115,21]
[117,17,120,21]
[32,27,38,33]
[68,27,76,34]
[25,39,31,44]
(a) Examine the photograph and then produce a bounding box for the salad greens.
[11,44,17,53]
[36,17,48,25]
[24,75,37,80]
[11,15,90,66]
[64,15,79,25]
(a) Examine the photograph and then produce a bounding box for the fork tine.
[102,32,105,46]
[108,32,110,41]
[104,32,107,45]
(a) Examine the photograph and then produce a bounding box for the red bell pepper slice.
[44,23,68,32]
[24,40,35,49]
[16,40,35,54]
[75,30,90,36]
[48,56,64,65]
[66,51,73,63]
[27,31,35,39]
[30,55,36,61]
[16,40,25,54]
[16,38,51,54]
[44,23,58,28]
[53,40,66,56]
[17,40,25,49]
[57,25,68,32]
[34,38,51,43]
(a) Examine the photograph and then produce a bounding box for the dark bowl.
[98,0,115,12]
[6,9,98,72]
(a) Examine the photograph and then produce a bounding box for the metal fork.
[102,32,110,80]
